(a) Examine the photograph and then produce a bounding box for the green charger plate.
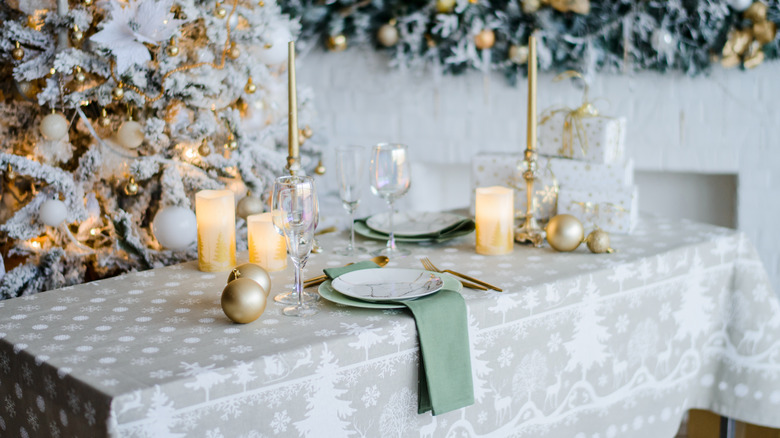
[318,272,463,309]
[353,217,475,243]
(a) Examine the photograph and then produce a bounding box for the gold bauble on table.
[436,0,456,13]
[112,85,125,101]
[377,23,399,47]
[221,278,267,324]
[545,214,584,252]
[12,42,24,61]
[474,29,496,50]
[227,263,272,297]
[124,177,139,196]
[327,34,348,52]
[585,229,612,254]
[236,194,264,220]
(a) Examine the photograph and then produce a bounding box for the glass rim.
[373,142,407,150]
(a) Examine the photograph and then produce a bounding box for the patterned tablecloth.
[1,216,778,438]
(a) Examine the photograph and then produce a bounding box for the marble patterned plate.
[331,268,444,302]
[366,212,465,236]
[318,272,462,309]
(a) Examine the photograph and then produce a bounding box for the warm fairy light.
[224,166,239,177]
[184,148,198,160]
[90,228,99,236]
[30,240,41,249]
[50,67,56,75]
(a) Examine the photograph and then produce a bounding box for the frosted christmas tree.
[0,0,322,298]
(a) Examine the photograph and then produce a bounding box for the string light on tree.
[327,34,347,52]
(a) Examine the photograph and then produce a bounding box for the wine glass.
[271,175,319,316]
[334,145,367,256]
[369,143,411,258]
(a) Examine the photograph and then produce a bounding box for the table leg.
[720,416,736,438]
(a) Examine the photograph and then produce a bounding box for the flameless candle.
[196,190,236,272]
[247,212,288,272]
[475,186,514,255]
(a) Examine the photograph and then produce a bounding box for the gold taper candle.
[287,41,300,174]
[527,34,537,151]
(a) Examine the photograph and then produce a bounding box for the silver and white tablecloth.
[0,216,778,437]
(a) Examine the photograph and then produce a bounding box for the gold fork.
[421,257,502,292]
[420,258,489,291]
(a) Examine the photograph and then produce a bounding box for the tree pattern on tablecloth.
[0,218,779,437]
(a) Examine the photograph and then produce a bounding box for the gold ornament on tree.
[436,0,456,13]
[474,29,496,50]
[378,21,399,47]
[166,37,179,57]
[221,278,267,324]
[124,176,139,196]
[99,108,111,127]
[521,0,541,13]
[508,44,529,64]
[549,0,591,14]
[215,1,227,18]
[314,159,326,175]
[228,41,241,59]
[71,25,84,44]
[327,34,348,52]
[244,77,256,94]
[73,66,86,83]
[112,84,125,101]
[236,194,264,219]
[721,1,776,69]
[12,41,24,61]
[227,263,272,296]
[198,140,211,156]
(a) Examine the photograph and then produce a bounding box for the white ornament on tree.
[651,28,675,53]
[152,206,197,250]
[40,113,69,140]
[254,26,291,65]
[727,0,753,11]
[116,120,145,149]
[39,199,68,226]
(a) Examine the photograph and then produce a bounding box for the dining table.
[0,214,779,437]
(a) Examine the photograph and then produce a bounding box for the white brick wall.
[298,50,780,292]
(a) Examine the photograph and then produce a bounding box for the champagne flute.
[369,143,411,258]
[334,145,367,256]
[271,175,319,315]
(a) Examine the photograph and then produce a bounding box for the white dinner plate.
[331,268,444,302]
[366,212,465,236]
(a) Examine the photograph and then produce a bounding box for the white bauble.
[39,199,67,227]
[152,206,197,250]
[255,26,291,65]
[116,120,145,149]
[727,0,753,11]
[40,113,69,141]
[377,24,399,47]
[651,28,675,53]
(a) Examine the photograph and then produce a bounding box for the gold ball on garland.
[12,42,24,61]
[545,214,584,252]
[112,85,124,101]
[377,23,399,47]
[227,263,272,297]
[166,39,180,57]
[99,108,111,127]
[314,159,326,176]
[744,1,768,22]
[474,29,496,50]
[124,177,139,196]
[521,0,541,13]
[236,194,264,220]
[71,27,84,44]
[327,34,348,52]
[244,77,256,94]
[585,229,612,254]
[753,20,777,44]
[226,137,238,150]
[221,278,267,324]
[436,0,456,13]
[40,112,70,141]
[5,165,17,182]
[215,2,227,18]
[508,44,529,64]
[74,68,86,83]
[228,42,241,60]
[198,140,211,156]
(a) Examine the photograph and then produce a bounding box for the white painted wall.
[297,49,780,292]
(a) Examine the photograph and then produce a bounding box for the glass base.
[274,290,321,304]
[372,246,410,258]
[332,246,367,257]
[282,303,318,317]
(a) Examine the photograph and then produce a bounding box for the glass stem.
[348,209,356,252]
[293,257,302,307]
[386,199,396,252]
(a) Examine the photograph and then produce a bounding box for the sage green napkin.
[322,263,474,416]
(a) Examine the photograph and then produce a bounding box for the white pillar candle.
[247,212,287,272]
[196,190,236,272]
[475,186,514,255]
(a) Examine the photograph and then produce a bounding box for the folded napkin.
[323,263,474,416]
[354,218,475,241]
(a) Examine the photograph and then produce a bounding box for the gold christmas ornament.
[302,126,313,138]
[549,0,591,14]
[124,177,139,196]
[753,20,777,44]
[12,41,24,61]
[215,2,227,18]
[99,108,111,127]
[236,194,264,220]
[474,29,496,50]
[227,263,272,297]
[585,229,612,254]
[244,77,256,94]
[521,0,541,13]
[198,140,211,156]
[436,0,456,13]
[166,37,179,57]
[545,214,584,252]
[71,25,84,44]
[74,66,86,83]
[5,164,17,182]
[508,44,529,64]
[258,0,265,5]
[221,278,267,324]
[83,0,93,5]
[225,135,238,150]
[112,84,125,101]
[40,112,70,141]
[314,159,326,175]
[16,80,41,100]
[327,34,348,52]
[377,23,399,47]
[744,40,765,68]
[744,1,768,22]
[228,41,241,59]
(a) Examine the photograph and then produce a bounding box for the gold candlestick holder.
[515,148,545,247]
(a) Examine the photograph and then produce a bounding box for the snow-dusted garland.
[0,0,321,298]
[284,0,779,82]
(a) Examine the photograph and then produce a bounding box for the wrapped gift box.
[557,185,639,234]
[538,113,627,164]
[548,157,634,190]
[471,153,557,220]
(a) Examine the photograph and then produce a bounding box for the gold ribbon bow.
[539,71,600,159]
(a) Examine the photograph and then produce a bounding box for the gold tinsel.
[721,1,777,69]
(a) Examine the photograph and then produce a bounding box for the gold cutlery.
[314,226,338,236]
[303,255,389,288]
[420,257,501,292]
